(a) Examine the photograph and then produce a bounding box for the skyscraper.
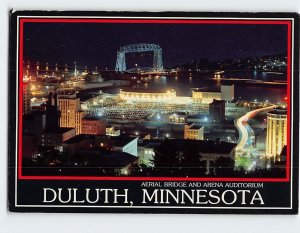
[266,108,287,160]
[57,88,85,134]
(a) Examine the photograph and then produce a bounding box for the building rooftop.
[83,116,104,121]
[45,127,75,134]
[139,139,163,148]
[100,151,138,168]
[23,111,46,119]
[63,134,95,144]
[57,88,76,96]
[159,139,236,154]
[192,87,220,93]
[63,134,137,147]
[120,88,175,94]
[78,148,138,168]
[268,107,287,115]
[189,125,204,130]
[210,99,226,105]
[110,135,138,147]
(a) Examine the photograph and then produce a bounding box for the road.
[235,105,276,151]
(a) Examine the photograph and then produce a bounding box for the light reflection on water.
[143,71,286,103]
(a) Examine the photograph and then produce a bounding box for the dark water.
[224,70,286,81]
[140,71,287,103]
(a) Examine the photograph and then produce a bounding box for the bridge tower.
[115,43,163,72]
[115,51,126,72]
[153,48,163,71]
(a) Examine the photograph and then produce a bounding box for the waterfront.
[131,71,287,103]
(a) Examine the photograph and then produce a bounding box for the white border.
[14,15,295,210]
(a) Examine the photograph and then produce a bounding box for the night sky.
[23,22,287,69]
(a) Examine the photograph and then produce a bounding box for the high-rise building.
[266,108,287,160]
[209,99,226,123]
[221,84,234,101]
[57,88,85,134]
[184,123,204,140]
[23,82,31,115]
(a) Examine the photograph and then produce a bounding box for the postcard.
[8,11,299,214]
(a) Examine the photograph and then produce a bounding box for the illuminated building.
[23,82,31,114]
[119,89,176,102]
[106,125,120,136]
[266,108,287,160]
[57,88,85,134]
[184,123,204,140]
[82,117,106,135]
[169,113,186,123]
[192,85,235,103]
[209,99,226,123]
[23,94,78,157]
[192,89,221,104]
[221,84,234,101]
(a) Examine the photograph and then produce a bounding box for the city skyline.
[20,20,289,179]
[23,23,287,68]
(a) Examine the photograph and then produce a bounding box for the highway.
[235,105,276,151]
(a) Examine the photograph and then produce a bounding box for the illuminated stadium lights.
[86,100,208,120]
[83,91,209,120]
[119,89,176,102]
